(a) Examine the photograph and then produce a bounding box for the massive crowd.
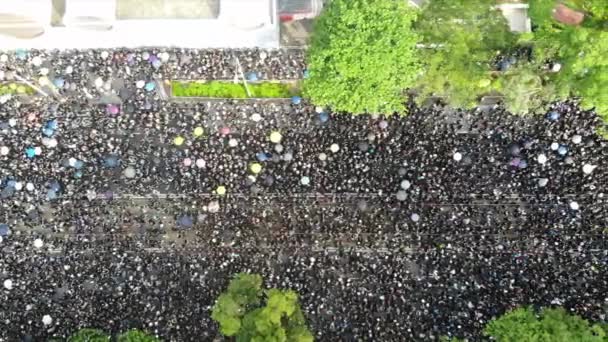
[0,48,607,341]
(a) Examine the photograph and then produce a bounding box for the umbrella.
[104,155,120,168]
[269,131,282,143]
[144,82,156,92]
[220,127,231,135]
[196,159,206,168]
[193,127,204,137]
[0,146,9,155]
[174,136,185,146]
[583,164,596,174]
[330,144,339,153]
[256,152,269,162]
[25,147,36,159]
[318,153,327,161]
[557,145,568,156]
[229,138,239,147]
[538,178,549,187]
[136,80,145,89]
[547,111,560,121]
[216,186,227,195]
[572,135,582,144]
[569,201,580,210]
[283,152,293,161]
[107,104,120,116]
[411,213,420,222]
[250,163,262,174]
[319,112,329,123]
[246,72,259,82]
[400,180,411,190]
[453,152,462,161]
[53,78,65,89]
[208,201,220,213]
[177,215,194,228]
[0,224,8,237]
[183,158,192,167]
[537,154,547,164]
[300,176,310,186]
[396,190,407,201]
[123,167,136,178]
[291,96,302,105]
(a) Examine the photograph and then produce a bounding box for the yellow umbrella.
[174,136,185,146]
[216,185,226,196]
[193,127,204,137]
[250,162,262,174]
[269,131,282,143]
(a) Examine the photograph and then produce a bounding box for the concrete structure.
[495,3,532,33]
[0,0,280,49]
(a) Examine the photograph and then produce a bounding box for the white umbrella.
[270,131,282,143]
[123,167,136,178]
[300,176,310,186]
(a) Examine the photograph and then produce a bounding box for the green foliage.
[497,63,556,115]
[117,329,161,342]
[414,0,515,108]
[304,0,421,115]
[530,3,608,123]
[484,307,607,341]
[66,328,110,342]
[171,81,299,99]
[212,273,314,342]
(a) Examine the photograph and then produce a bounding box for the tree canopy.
[484,307,607,341]
[303,0,421,115]
[414,0,515,108]
[211,273,314,342]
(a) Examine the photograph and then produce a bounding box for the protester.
[0,48,606,341]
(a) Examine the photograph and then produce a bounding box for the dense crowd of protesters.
[0,48,607,341]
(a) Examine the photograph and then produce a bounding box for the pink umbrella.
[107,104,120,116]
[220,127,231,136]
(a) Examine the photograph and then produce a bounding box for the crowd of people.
[0,48,607,341]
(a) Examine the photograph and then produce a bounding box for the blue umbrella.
[547,111,560,121]
[74,160,84,169]
[15,49,27,60]
[104,155,120,168]
[291,96,302,105]
[0,224,8,237]
[53,78,65,88]
[42,128,54,137]
[49,180,61,192]
[177,215,194,228]
[152,59,162,69]
[144,82,156,92]
[303,69,310,79]
[558,145,568,156]
[46,119,58,130]
[246,72,259,82]
[25,147,36,159]
[46,189,57,201]
[319,112,329,123]
[256,152,269,162]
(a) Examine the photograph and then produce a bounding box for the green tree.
[414,0,515,108]
[66,328,110,342]
[212,273,314,342]
[117,329,161,342]
[496,63,556,114]
[530,3,608,123]
[304,0,421,115]
[484,307,607,341]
